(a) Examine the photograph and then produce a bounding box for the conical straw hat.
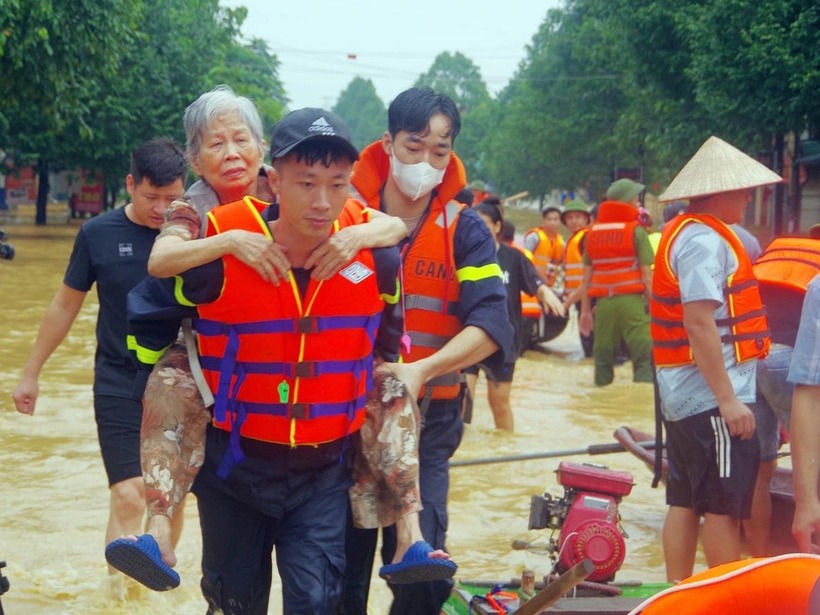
[658,136,782,202]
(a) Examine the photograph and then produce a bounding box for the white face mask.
[390,153,446,201]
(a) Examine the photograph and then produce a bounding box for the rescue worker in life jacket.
[559,199,593,357]
[343,87,514,615]
[578,178,655,386]
[126,109,414,614]
[651,135,780,582]
[524,204,564,292]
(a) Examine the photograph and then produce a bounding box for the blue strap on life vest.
[194,314,376,336]
[194,317,293,336]
[235,390,370,419]
[217,403,246,479]
[198,355,366,377]
[216,365,248,479]
[214,386,371,480]
[212,327,241,424]
[197,312,380,479]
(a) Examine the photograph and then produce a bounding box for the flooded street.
[2,219,677,613]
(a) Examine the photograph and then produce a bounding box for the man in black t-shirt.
[463,202,564,432]
[13,139,186,588]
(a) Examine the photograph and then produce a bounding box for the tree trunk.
[35,158,50,225]
[108,186,118,211]
[791,138,802,230]
[772,133,785,235]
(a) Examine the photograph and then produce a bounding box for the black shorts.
[665,408,759,519]
[462,362,515,384]
[94,394,143,487]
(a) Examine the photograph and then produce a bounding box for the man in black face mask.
[341,87,514,614]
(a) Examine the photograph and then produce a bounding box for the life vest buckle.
[297,317,318,333]
[288,403,310,419]
[294,361,317,377]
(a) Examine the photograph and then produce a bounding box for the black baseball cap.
[269,108,359,161]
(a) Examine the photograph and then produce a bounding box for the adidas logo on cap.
[308,116,336,136]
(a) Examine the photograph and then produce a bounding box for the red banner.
[72,170,104,214]
[5,166,37,205]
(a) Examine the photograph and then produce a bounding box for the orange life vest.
[562,228,587,297]
[337,198,371,226]
[513,244,541,318]
[351,141,474,402]
[195,197,384,448]
[402,199,465,401]
[752,236,820,346]
[753,236,820,292]
[526,227,563,286]
[633,553,820,615]
[651,213,770,367]
[585,201,645,298]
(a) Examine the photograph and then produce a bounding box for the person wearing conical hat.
[651,136,780,582]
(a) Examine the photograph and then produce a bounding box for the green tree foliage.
[685,0,820,145]
[209,37,288,140]
[0,1,287,221]
[607,0,711,179]
[414,52,492,182]
[1,0,141,220]
[64,0,238,200]
[485,9,627,198]
[332,77,387,152]
[414,52,491,115]
[0,0,139,144]
[480,0,819,200]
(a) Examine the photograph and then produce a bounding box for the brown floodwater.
[1,218,682,614]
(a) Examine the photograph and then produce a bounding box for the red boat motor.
[528,461,634,582]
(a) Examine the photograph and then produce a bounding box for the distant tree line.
[1,0,286,223]
[335,0,818,205]
[3,0,817,224]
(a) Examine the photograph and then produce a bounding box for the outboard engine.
[528,461,633,582]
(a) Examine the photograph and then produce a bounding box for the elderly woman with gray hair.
[105,85,407,590]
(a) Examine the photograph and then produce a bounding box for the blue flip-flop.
[379,541,458,584]
[105,534,180,591]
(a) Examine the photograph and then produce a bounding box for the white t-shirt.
[657,223,757,421]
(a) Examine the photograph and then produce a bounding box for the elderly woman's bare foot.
[392,511,451,564]
[390,544,450,565]
[146,514,177,567]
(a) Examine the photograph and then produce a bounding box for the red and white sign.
[5,166,37,205]
[72,170,104,214]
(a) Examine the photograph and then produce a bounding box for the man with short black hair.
[524,204,564,290]
[12,138,186,590]
[344,86,513,615]
[123,109,406,613]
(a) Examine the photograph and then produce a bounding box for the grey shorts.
[750,396,780,462]
[757,345,794,427]
[751,345,794,461]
